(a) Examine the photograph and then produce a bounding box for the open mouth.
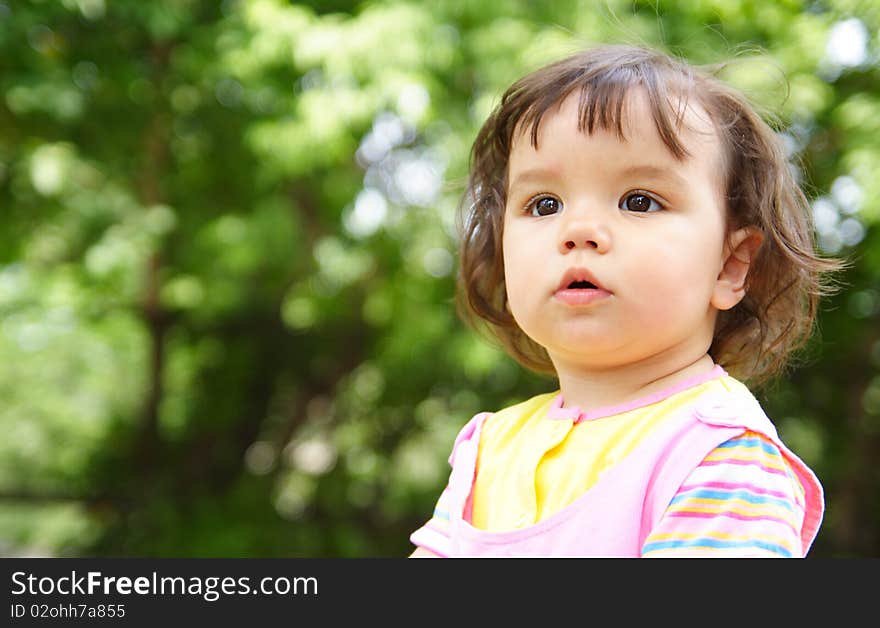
[568,280,598,290]
[557,267,609,296]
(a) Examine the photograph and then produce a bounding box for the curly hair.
[457,45,846,388]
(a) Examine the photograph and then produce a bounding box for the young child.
[409,44,844,557]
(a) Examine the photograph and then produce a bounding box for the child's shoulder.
[490,390,561,418]
[695,374,778,436]
[447,391,558,455]
[458,391,560,443]
[480,390,561,428]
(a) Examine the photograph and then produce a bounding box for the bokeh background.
[1,0,878,558]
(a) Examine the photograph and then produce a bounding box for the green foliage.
[1,0,878,557]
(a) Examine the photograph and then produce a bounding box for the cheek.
[502,253,527,307]
[500,240,539,324]
[501,225,526,290]
[629,237,720,305]
[501,246,518,310]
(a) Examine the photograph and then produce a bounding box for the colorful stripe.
[676,480,792,501]
[696,458,790,479]
[642,538,794,557]
[663,504,800,532]
[432,507,450,521]
[669,488,796,511]
[715,437,781,456]
[665,509,799,533]
[642,431,806,558]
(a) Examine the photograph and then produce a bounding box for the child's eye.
[525,195,562,216]
[619,192,663,213]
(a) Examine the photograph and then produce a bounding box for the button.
[694,393,732,416]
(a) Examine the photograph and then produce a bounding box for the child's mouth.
[568,280,597,290]
[555,267,611,306]
[555,284,610,306]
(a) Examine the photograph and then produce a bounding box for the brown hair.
[457,44,846,388]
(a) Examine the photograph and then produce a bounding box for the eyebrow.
[507,167,561,193]
[618,164,688,187]
[507,164,688,192]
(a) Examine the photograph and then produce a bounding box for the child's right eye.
[526,195,562,217]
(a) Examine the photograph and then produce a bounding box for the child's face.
[502,89,741,373]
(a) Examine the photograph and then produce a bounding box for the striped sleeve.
[409,484,453,557]
[641,430,807,558]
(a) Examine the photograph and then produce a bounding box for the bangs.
[508,51,698,160]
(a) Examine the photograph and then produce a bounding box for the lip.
[556,266,609,293]
[554,266,611,306]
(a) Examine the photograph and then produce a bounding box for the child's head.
[457,44,843,387]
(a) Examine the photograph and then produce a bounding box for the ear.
[711,226,764,311]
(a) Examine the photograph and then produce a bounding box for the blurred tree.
[0,0,877,557]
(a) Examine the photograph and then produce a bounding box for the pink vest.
[444,389,824,557]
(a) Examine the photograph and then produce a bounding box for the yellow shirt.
[470,369,750,531]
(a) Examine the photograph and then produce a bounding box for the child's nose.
[559,208,612,254]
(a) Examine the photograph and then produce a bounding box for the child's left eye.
[525,195,562,217]
[619,192,663,213]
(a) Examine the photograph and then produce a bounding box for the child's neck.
[553,353,717,413]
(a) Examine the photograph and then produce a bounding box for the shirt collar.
[546,364,727,423]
